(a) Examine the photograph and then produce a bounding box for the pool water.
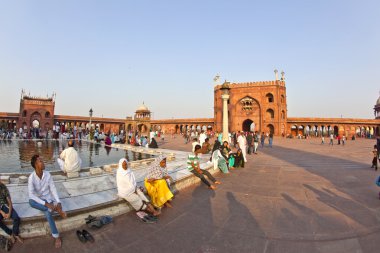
[0,140,153,173]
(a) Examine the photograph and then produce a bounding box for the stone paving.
[9,136,380,253]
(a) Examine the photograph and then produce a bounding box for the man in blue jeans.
[28,155,67,248]
[0,182,23,244]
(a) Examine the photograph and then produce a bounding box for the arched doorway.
[334,126,339,136]
[267,124,274,134]
[242,119,254,132]
[138,124,148,133]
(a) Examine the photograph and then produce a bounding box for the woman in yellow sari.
[144,155,174,208]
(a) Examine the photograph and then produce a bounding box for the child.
[372,145,378,171]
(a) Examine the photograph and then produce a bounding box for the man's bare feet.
[9,235,15,244]
[14,235,23,244]
[214,181,221,185]
[153,209,161,216]
[54,237,62,248]
[209,185,217,190]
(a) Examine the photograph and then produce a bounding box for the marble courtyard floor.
[10,136,380,253]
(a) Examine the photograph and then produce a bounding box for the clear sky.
[0,0,379,119]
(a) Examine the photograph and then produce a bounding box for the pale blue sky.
[0,0,379,119]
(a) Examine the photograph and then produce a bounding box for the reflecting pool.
[0,140,153,173]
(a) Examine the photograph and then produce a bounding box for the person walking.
[268,133,273,148]
[372,145,378,171]
[237,132,248,163]
[246,132,253,155]
[329,134,334,146]
[260,132,265,148]
[253,131,259,154]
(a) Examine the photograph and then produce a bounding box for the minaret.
[274,69,279,80]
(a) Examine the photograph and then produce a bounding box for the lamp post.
[89,108,93,130]
[220,81,230,142]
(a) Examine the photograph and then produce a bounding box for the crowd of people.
[2,127,379,249]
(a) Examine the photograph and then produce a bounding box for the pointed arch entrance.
[242,119,255,132]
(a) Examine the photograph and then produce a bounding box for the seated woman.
[116,158,159,216]
[148,138,158,148]
[229,149,245,169]
[211,148,229,173]
[220,141,231,160]
[144,156,174,208]
[211,140,221,154]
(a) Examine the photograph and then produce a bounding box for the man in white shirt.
[18,127,23,138]
[329,133,334,145]
[57,140,82,173]
[199,131,207,147]
[237,132,248,162]
[29,155,66,248]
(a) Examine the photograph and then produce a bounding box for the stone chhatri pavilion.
[0,72,379,137]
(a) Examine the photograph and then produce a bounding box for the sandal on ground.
[209,185,217,190]
[82,230,95,243]
[145,214,158,221]
[76,231,87,243]
[141,217,156,224]
[87,220,103,229]
[85,215,97,223]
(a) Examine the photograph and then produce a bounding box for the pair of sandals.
[136,211,158,223]
[85,215,113,229]
[76,230,94,243]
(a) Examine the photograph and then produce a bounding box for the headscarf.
[212,140,221,153]
[117,158,136,189]
[147,155,168,180]
[234,149,244,167]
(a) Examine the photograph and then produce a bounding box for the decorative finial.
[213,74,220,85]
[281,71,285,81]
[274,69,279,80]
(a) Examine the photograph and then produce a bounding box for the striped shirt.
[187,153,199,171]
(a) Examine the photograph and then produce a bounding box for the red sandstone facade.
[214,80,287,135]
[1,81,379,137]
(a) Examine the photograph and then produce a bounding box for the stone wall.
[214,80,288,135]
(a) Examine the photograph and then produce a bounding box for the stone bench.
[1,156,215,238]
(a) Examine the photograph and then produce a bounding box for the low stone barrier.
[1,160,217,238]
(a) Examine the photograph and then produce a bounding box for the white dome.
[136,103,150,112]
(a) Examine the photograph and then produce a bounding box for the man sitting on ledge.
[188,145,221,190]
[57,140,82,174]
[29,155,67,248]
